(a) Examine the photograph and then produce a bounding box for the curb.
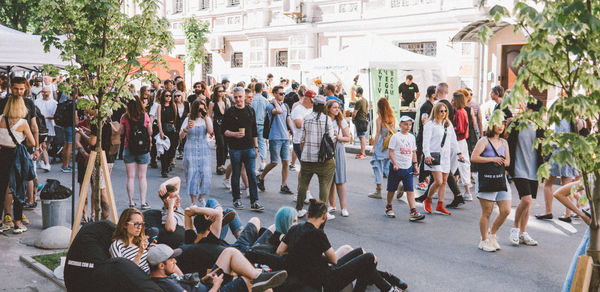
[20,255,66,290]
[344,144,373,155]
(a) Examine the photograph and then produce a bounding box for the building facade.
[124,0,530,104]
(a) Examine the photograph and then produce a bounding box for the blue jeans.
[256,125,266,161]
[370,158,390,185]
[205,199,243,240]
[229,147,259,203]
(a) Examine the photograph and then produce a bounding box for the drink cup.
[239,128,245,134]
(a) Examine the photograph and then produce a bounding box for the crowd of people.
[0,70,590,290]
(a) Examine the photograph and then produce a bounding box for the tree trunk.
[587,172,600,291]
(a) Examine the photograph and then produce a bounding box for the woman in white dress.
[422,102,463,215]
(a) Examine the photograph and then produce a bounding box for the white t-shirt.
[331,118,348,144]
[149,103,159,117]
[388,132,416,169]
[291,104,312,144]
[34,98,58,136]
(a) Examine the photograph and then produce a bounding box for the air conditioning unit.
[283,0,301,16]
[208,36,224,52]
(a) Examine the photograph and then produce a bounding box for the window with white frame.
[397,41,437,57]
[228,0,240,6]
[199,0,210,10]
[276,51,288,67]
[174,0,183,13]
[231,52,243,68]
[202,54,212,81]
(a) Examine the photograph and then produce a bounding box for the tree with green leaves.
[481,0,600,289]
[38,0,173,221]
[183,17,210,79]
[0,0,43,33]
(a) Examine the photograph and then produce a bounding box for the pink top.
[120,113,150,148]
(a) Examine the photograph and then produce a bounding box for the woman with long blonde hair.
[368,98,396,199]
[325,100,351,217]
[0,95,35,234]
[110,208,151,273]
[422,102,462,216]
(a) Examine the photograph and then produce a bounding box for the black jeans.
[424,171,461,197]
[0,147,23,223]
[323,248,391,292]
[160,130,179,174]
[150,123,159,164]
[214,123,227,167]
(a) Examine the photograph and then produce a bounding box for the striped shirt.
[109,239,150,274]
[300,112,334,163]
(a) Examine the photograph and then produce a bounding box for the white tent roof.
[0,24,69,71]
[301,36,440,72]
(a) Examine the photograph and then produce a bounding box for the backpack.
[34,105,48,143]
[262,103,290,139]
[128,115,149,155]
[108,121,122,156]
[54,100,72,127]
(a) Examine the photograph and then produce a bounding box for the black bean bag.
[158,225,185,249]
[64,220,162,292]
[142,209,162,228]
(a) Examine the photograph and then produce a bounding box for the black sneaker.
[379,271,408,291]
[251,201,265,212]
[216,167,225,175]
[233,199,244,209]
[23,202,37,210]
[445,196,465,209]
[280,185,293,195]
[161,172,168,178]
[535,213,553,220]
[415,194,427,203]
[251,270,287,292]
[257,175,265,191]
[150,161,158,169]
[140,202,151,210]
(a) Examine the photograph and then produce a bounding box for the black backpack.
[34,105,48,143]
[54,100,72,127]
[128,116,150,155]
[262,103,289,139]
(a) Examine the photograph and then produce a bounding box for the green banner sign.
[370,68,400,122]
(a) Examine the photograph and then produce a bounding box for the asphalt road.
[34,143,586,292]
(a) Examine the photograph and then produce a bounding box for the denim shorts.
[269,139,290,163]
[476,179,512,202]
[64,126,73,143]
[386,165,414,192]
[356,129,367,138]
[123,147,150,164]
[231,223,258,254]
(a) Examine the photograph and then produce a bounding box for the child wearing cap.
[385,116,425,222]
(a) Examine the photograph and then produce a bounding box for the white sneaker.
[328,206,336,213]
[488,233,501,250]
[463,193,473,201]
[327,213,335,220]
[245,189,250,197]
[509,228,520,246]
[520,232,538,246]
[304,191,312,203]
[260,162,266,171]
[223,179,231,190]
[341,209,349,217]
[478,239,496,252]
[297,209,307,218]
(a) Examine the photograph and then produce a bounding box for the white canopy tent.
[0,24,68,72]
[301,36,444,101]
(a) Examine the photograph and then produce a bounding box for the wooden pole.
[571,255,593,292]
[68,151,97,247]
[100,150,118,224]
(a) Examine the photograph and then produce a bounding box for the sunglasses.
[277,92,284,96]
[175,95,182,98]
[127,222,144,228]
[440,110,447,113]
[217,90,225,93]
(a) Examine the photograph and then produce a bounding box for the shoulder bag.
[318,115,335,163]
[427,124,447,166]
[478,138,508,192]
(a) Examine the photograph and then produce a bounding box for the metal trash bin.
[42,198,69,229]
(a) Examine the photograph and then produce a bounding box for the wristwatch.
[32,146,37,152]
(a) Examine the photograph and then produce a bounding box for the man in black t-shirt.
[223,87,263,211]
[277,200,400,291]
[283,82,299,110]
[398,74,420,107]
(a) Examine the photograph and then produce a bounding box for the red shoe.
[424,197,432,214]
[435,202,451,215]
